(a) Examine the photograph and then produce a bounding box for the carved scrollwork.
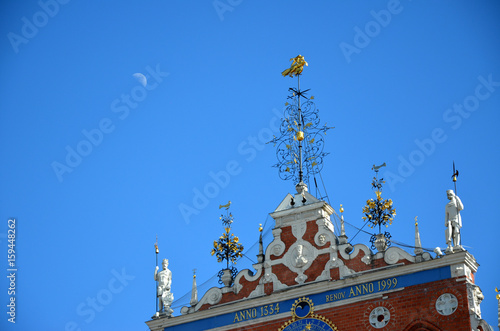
[207,288,222,305]
[384,247,415,265]
[383,247,401,265]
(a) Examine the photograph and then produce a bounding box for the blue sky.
[1,1,499,330]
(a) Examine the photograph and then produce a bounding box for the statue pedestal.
[446,245,464,254]
[152,309,173,320]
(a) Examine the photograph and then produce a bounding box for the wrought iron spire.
[270,55,333,191]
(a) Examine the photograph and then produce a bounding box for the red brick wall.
[226,278,471,331]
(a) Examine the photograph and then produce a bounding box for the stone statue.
[155,259,174,316]
[445,190,464,253]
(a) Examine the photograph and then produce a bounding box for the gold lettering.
[245,309,251,319]
[239,311,245,320]
[362,284,368,294]
[349,286,355,297]
[368,283,374,293]
[233,313,240,323]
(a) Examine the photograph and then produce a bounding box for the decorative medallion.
[279,297,340,331]
[317,233,327,246]
[369,306,390,328]
[435,293,458,316]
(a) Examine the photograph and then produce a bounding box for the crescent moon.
[132,73,147,87]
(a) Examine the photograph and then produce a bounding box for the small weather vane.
[451,161,459,194]
[363,164,396,251]
[211,203,243,286]
[269,55,333,190]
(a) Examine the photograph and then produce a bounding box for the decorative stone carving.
[283,241,315,284]
[239,264,263,284]
[451,263,472,279]
[293,244,309,268]
[154,259,174,317]
[317,217,334,232]
[317,233,327,246]
[248,284,265,298]
[445,189,464,253]
[473,286,484,316]
[260,272,288,291]
[373,233,388,252]
[434,247,444,258]
[369,306,390,328]
[269,229,285,257]
[208,288,222,302]
[339,265,355,278]
[467,284,484,318]
[295,274,307,284]
[384,247,416,265]
[436,293,458,316]
[291,222,307,240]
[361,254,372,265]
[338,243,371,260]
[194,286,222,311]
[220,269,233,287]
[314,259,338,282]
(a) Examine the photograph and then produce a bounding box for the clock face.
[281,317,335,331]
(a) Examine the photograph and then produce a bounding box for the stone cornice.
[270,200,333,222]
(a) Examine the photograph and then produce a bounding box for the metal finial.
[451,161,459,194]
[372,162,386,172]
[269,56,333,189]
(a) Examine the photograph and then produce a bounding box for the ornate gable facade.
[146,185,488,331]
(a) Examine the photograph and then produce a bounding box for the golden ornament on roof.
[281,55,308,78]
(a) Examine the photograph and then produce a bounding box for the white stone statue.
[155,259,174,316]
[445,189,464,253]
